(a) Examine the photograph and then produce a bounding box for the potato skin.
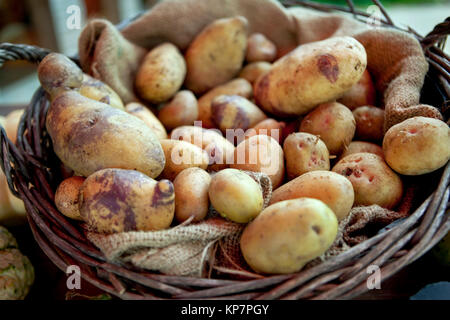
[135,43,186,103]
[79,75,124,110]
[383,117,450,175]
[185,16,248,94]
[339,141,384,160]
[80,169,174,233]
[238,62,272,85]
[208,169,263,223]
[338,69,376,110]
[332,153,403,209]
[240,198,338,274]
[173,168,211,223]
[246,33,277,63]
[55,176,85,221]
[245,118,286,144]
[158,90,198,130]
[46,91,165,178]
[125,102,168,140]
[254,36,367,116]
[353,106,384,142]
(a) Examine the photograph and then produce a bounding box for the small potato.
[383,117,450,175]
[208,169,263,223]
[135,43,186,103]
[339,141,384,160]
[159,139,209,181]
[240,198,338,274]
[231,135,284,189]
[211,95,266,132]
[245,118,286,143]
[174,168,211,223]
[283,133,330,180]
[245,33,277,63]
[4,109,24,144]
[300,102,356,155]
[332,153,403,209]
[338,69,376,110]
[125,102,168,140]
[185,16,248,94]
[158,90,198,130]
[55,176,85,221]
[353,106,384,142]
[197,78,253,128]
[80,169,174,233]
[79,75,124,110]
[238,62,272,84]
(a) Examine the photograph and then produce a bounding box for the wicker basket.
[0,0,449,300]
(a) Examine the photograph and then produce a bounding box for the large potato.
[240,198,338,274]
[185,16,248,94]
[80,169,174,233]
[238,62,272,85]
[55,176,85,221]
[245,33,277,63]
[383,117,450,175]
[353,106,384,142]
[339,141,384,160]
[338,69,376,110]
[332,153,403,209]
[135,43,186,103]
[79,75,124,110]
[158,90,198,130]
[125,102,168,140]
[254,36,367,116]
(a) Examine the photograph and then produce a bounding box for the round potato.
[383,117,450,175]
[238,62,272,84]
[332,153,403,209]
[353,106,384,142]
[55,176,85,221]
[126,102,168,140]
[208,169,263,223]
[245,118,286,143]
[245,33,277,63]
[339,141,384,160]
[79,74,124,110]
[338,69,376,110]
[158,90,198,130]
[240,198,338,274]
[300,102,356,155]
[135,43,186,104]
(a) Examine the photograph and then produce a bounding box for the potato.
[125,102,168,140]
[240,198,338,274]
[197,78,253,128]
[80,169,174,233]
[55,176,85,221]
[231,135,284,189]
[185,16,248,94]
[173,168,211,223]
[4,109,24,144]
[245,118,286,143]
[246,33,277,63]
[332,153,403,209]
[339,141,384,160]
[159,139,209,181]
[254,36,367,116]
[45,91,165,178]
[208,169,263,223]
[353,106,384,142]
[135,43,186,103]
[270,171,354,221]
[300,102,356,155]
[211,95,266,133]
[158,90,198,130]
[383,117,450,175]
[283,133,330,180]
[338,69,376,110]
[79,75,124,110]
[238,62,272,84]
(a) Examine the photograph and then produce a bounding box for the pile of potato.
[35,16,450,276]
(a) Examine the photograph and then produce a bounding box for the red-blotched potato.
[55,176,85,221]
[353,106,384,142]
[135,43,186,104]
[339,141,384,160]
[173,168,211,223]
[283,133,330,180]
[79,75,124,110]
[208,169,263,223]
[211,95,266,133]
[80,169,174,233]
[170,125,235,171]
[254,36,367,116]
[240,198,338,274]
[159,139,209,181]
[231,135,284,189]
[270,171,354,221]
[332,153,403,209]
[158,90,198,130]
[300,102,356,155]
[185,16,248,94]
[46,91,165,178]
[197,78,253,128]
[338,69,376,110]
[383,117,450,175]
[125,102,167,140]
[245,118,286,143]
[238,62,272,84]
[246,33,277,63]
[4,109,24,144]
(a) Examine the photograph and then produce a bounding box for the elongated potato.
[353,106,384,142]
[254,36,367,116]
[338,69,376,110]
[158,90,198,130]
[238,62,272,84]
[79,75,124,110]
[135,43,186,103]
[339,141,384,160]
[125,102,167,140]
[55,176,85,221]
[246,33,277,63]
[185,16,248,94]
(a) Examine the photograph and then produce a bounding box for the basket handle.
[0,43,51,68]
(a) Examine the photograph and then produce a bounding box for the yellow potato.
[4,109,24,144]
[245,33,277,63]
[339,141,384,160]
[245,118,286,144]
[55,176,85,221]
[240,198,338,274]
[158,90,198,130]
[353,106,384,142]
[79,75,124,110]
[383,117,450,175]
[125,102,168,140]
[338,69,376,110]
[238,62,272,85]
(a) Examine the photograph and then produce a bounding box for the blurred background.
[0,0,449,107]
